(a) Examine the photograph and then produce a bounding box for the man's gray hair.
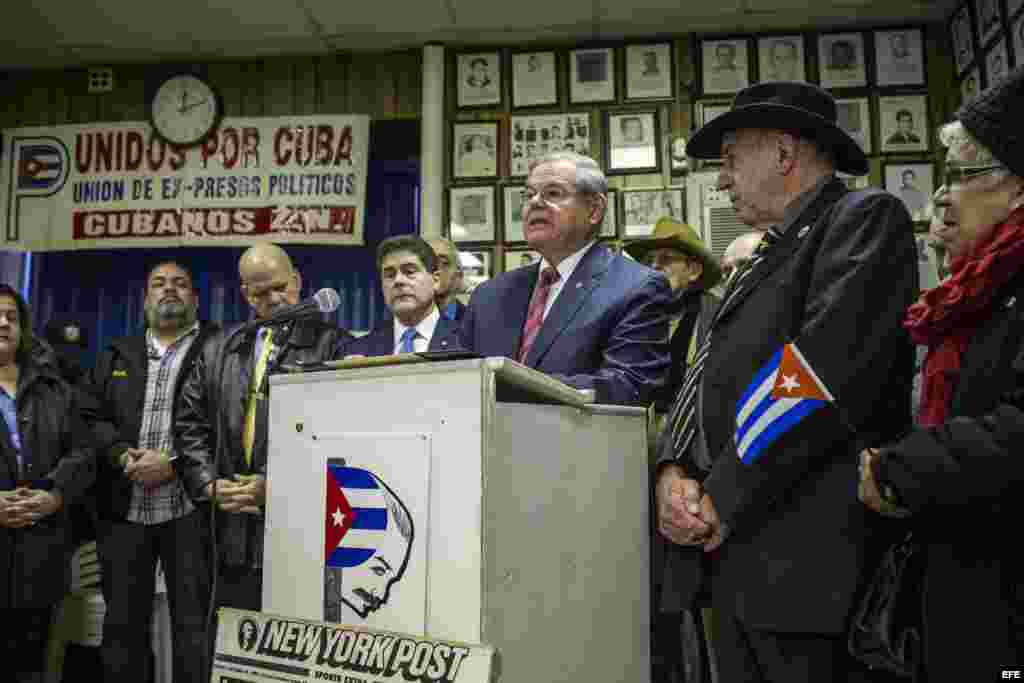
[527,151,609,195]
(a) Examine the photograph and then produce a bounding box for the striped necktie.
[667,227,782,467]
[518,267,560,363]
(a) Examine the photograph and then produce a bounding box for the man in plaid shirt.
[84,261,220,683]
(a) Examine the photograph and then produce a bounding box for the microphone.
[239,287,340,333]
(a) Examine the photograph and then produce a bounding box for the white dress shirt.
[393,306,441,354]
[540,241,596,319]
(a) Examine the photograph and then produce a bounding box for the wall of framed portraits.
[444,23,959,290]
[949,0,1024,101]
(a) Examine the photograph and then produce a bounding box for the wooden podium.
[263,357,650,683]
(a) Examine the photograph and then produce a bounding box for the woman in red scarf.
[860,66,1024,681]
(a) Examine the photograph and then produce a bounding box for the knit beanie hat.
[956,64,1024,178]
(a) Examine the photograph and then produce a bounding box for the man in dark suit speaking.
[655,82,918,681]
[341,234,460,357]
[458,151,671,405]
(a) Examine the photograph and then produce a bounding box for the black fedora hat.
[687,81,869,176]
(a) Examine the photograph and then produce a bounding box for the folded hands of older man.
[656,464,726,552]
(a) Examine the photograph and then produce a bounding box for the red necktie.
[517,267,561,362]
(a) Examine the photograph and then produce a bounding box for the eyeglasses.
[941,163,1006,188]
[520,185,579,207]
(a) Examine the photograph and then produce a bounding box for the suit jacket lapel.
[714,179,848,326]
[497,265,540,360]
[427,317,457,351]
[525,244,610,367]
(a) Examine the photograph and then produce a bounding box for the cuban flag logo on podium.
[735,342,836,465]
[324,462,414,619]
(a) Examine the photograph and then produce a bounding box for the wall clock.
[149,73,222,147]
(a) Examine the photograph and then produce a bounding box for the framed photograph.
[692,100,732,163]
[838,173,871,190]
[835,97,873,154]
[606,111,661,174]
[452,122,498,180]
[962,67,982,101]
[456,52,502,108]
[701,38,750,95]
[504,186,525,242]
[512,51,558,108]
[986,38,1010,85]
[625,43,673,100]
[951,4,977,75]
[601,190,618,237]
[459,248,493,296]
[978,0,1003,47]
[879,95,930,153]
[914,234,943,290]
[884,162,935,223]
[1014,13,1024,66]
[670,136,688,174]
[570,47,616,104]
[503,249,541,272]
[622,189,684,237]
[449,186,495,242]
[874,28,926,86]
[757,35,808,83]
[1011,0,1024,19]
[510,113,591,176]
[818,33,868,89]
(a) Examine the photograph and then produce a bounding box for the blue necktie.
[399,327,418,353]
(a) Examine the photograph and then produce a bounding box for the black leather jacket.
[82,322,220,521]
[1,344,95,608]
[174,316,350,568]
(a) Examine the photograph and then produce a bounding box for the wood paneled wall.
[0,50,423,131]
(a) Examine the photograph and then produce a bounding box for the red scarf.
[904,209,1024,427]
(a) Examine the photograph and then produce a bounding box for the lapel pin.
[797,225,811,238]
[576,282,583,289]
[1006,296,1016,308]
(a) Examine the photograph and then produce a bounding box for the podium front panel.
[266,360,651,683]
[266,362,486,642]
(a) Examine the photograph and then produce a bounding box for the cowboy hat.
[624,217,722,290]
[687,81,869,176]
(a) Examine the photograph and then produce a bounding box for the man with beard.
[83,261,219,683]
[175,244,352,612]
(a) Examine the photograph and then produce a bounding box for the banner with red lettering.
[0,115,369,251]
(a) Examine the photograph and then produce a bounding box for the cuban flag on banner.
[17,143,64,191]
[325,464,389,568]
[734,343,835,465]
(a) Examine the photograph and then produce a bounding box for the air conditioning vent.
[686,170,747,261]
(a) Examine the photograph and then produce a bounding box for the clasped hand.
[123,448,176,486]
[0,487,63,528]
[655,464,726,552]
[857,448,910,518]
[206,475,266,515]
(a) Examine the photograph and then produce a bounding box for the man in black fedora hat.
[653,81,918,681]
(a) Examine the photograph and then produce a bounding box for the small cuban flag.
[17,144,64,191]
[735,342,835,465]
[324,464,389,568]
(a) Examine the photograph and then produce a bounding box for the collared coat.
[457,242,672,406]
[657,178,918,634]
[0,345,95,609]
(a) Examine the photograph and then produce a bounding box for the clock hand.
[179,89,189,113]
[181,98,209,113]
